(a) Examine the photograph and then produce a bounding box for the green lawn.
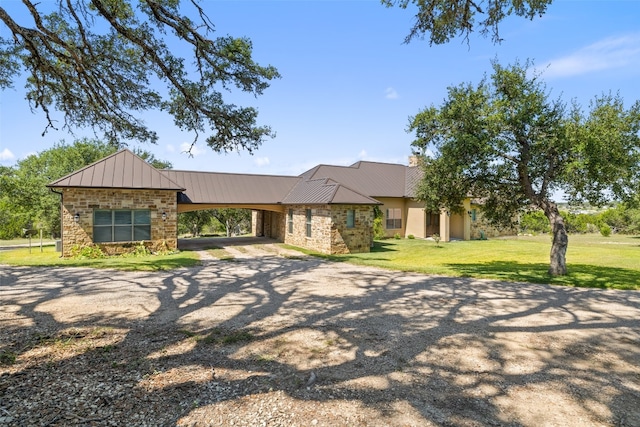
[313,234,640,290]
[0,246,201,271]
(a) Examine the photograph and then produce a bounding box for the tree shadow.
[1,257,640,426]
[446,260,640,290]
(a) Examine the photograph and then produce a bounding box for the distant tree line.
[520,206,640,236]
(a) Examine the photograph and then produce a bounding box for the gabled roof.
[161,170,300,204]
[48,149,416,206]
[300,161,421,198]
[47,149,185,191]
[282,178,381,205]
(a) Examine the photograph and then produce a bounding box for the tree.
[211,209,251,237]
[409,60,640,275]
[0,139,172,239]
[0,1,279,151]
[178,210,214,237]
[382,0,552,45]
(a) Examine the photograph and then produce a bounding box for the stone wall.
[280,205,373,254]
[59,188,178,257]
[329,205,374,254]
[469,207,518,239]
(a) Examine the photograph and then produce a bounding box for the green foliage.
[211,209,252,237]
[407,234,415,239]
[120,241,152,257]
[179,210,215,237]
[372,206,385,239]
[0,1,279,149]
[409,59,640,275]
[600,224,612,237]
[519,211,550,234]
[70,244,106,259]
[394,233,402,239]
[383,0,552,45]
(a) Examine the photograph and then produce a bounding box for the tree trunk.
[543,203,568,276]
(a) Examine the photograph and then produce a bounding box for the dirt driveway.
[1,239,639,426]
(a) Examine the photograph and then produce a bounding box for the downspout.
[49,187,63,258]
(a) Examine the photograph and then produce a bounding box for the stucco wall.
[59,188,178,257]
[375,197,407,238]
[405,200,426,238]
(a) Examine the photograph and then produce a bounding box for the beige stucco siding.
[375,197,406,238]
[405,200,426,238]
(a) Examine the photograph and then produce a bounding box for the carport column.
[440,209,450,242]
[463,198,472,241]
[252,210,264,237]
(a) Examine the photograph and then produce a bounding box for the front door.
[426,212,440,236]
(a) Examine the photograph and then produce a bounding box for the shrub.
[394,233,402,239]
[70,244,105,259]
[600,224,612,237]
[407,234,415,239]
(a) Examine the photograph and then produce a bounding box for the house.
[48,149,477,257]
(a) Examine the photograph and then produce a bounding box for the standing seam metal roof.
[47,149,416,205]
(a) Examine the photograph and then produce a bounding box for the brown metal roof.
[300,161,417,198]
[162,170,301,205]
[281,178,381,205]
[48,150,412,206]
[47,149,185,190]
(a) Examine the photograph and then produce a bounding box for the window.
[94,210,151,243]
[305,209,312,237]
[471,209,477,222]
[288,209,293,234]
[346,209,355,228]
[386,208,402,229]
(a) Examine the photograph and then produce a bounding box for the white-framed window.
[346,209,355,228]
[94,209,151,243]
[386,208,402,229]
[288,209,293,234]
[305,209,312,237]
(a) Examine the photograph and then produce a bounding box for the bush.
[70,244,105,259]
[519,211,550,234]
[600,224,612,237]
[394,233,402,239]
[407,234,415,239]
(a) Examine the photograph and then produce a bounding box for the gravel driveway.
[1,239,639,426]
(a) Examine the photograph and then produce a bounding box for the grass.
[294,234,640,290]
[0,245,201,271]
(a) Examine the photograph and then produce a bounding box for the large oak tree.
[0,0,279,152]
[383,0,553,44]
[409,60,640,275]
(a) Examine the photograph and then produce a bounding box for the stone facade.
[58,188,178,257]
[278,204,374,254]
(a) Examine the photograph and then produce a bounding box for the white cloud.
[254,156,270,167]
[179,142,206,157]
[541,33,640,78]
[384,87,399,100]
[0,148,15,162]
[166,144,175,153]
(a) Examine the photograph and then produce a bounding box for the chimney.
[408,155,420,167]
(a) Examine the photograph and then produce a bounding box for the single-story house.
[48,149,481,257]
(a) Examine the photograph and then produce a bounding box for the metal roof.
[47,149,185,190]
[282,178,381,205]
[162,170,301,205]
[48,149,417,206]
[300,161,420,198]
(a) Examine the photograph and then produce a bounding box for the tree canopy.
[383,0,553,44]
[0,0,279,152]
[409,60,640,275]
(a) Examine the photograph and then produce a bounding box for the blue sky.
[1,0,640,177]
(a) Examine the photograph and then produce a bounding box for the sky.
[1,0,640,178]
